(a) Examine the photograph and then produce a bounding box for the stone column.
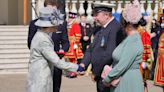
[36,0,45,16]
[23,0,27,25]
[78,1,85,15]
[31,0,37,20]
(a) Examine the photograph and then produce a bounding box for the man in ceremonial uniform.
[154,11,164,89]
[65,12,84,78]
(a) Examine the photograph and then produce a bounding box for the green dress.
[104,33,144,92]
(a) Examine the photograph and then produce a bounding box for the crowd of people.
[27,0,164,92]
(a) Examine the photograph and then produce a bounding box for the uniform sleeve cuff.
[104,76,111,83]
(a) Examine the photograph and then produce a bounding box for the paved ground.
[0,74,163,92]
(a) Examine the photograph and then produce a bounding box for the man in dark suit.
[79,14,93,53]
[51,21,69,92]
[27,1,69,92]
[149,19,161,80]
[79,3,125,92]
[27,19,39,49]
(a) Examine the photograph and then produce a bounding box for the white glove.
[141,62,147,69]
[73,44,78,49]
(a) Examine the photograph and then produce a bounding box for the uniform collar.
[103,17,114,28]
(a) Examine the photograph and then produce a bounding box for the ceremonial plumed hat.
[68,12,77,19]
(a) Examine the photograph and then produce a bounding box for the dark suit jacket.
[27,19,69,52]
[151,23,161,50]
[80,23,93,52]
[81,18,125,77]
[28,19,39,49]
[51,21,70,52]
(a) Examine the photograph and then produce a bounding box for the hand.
[86,45,90,49]
[111,78,121,87]
[102,77,121,87]
[150,32,156,38]
[80,63,85,68]
[73,44,78,49]
[141,62,147,69]
[83,36,89,41]
[91,73,96,82]
[77,64,85,72]
[102,80,110,87]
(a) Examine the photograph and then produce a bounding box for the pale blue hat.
[35,7,64,27]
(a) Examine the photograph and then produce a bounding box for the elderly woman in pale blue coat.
[27,7,83,92]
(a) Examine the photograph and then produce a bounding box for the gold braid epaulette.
[68,36,76,41]
[143,45,151,48]
[75,34,81,42]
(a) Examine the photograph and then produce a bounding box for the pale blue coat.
[27,30,78,92]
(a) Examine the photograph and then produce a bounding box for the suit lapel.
[92,19,114,49]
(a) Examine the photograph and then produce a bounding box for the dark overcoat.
[79,23,93,53]
[82,18,125,77]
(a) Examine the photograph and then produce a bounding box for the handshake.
[65,64,85,78]
[77,64,85,74]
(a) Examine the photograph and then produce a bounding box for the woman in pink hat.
[102,0,145,92]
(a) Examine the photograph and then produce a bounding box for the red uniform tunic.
[65,21,83,63]
[154,31,164,86]
[138,27,153,80]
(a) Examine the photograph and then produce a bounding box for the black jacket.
[81,18,125,77]
[79,23,93,53]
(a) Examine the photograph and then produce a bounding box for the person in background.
[102,0,144,92]
[90,18,102,36]
[79,2,125,92]
[56,0,66,19]
[154,12,164,91]
[27,19,39,49]
[149,19,161,80]
[27,7,84,92]
[65,12,84,78]
[79,14,94,76]
[137,17,152,92]
[79,14,93,53]
[27,0,70,92]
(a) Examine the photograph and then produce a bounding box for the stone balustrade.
[34,0,164,22]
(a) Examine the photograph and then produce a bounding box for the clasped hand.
[77,64,85,75]
[102,78,121,87]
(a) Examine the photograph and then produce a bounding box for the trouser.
[96,77,110,92]
[53,67,62,92]
[150,49,158,80]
